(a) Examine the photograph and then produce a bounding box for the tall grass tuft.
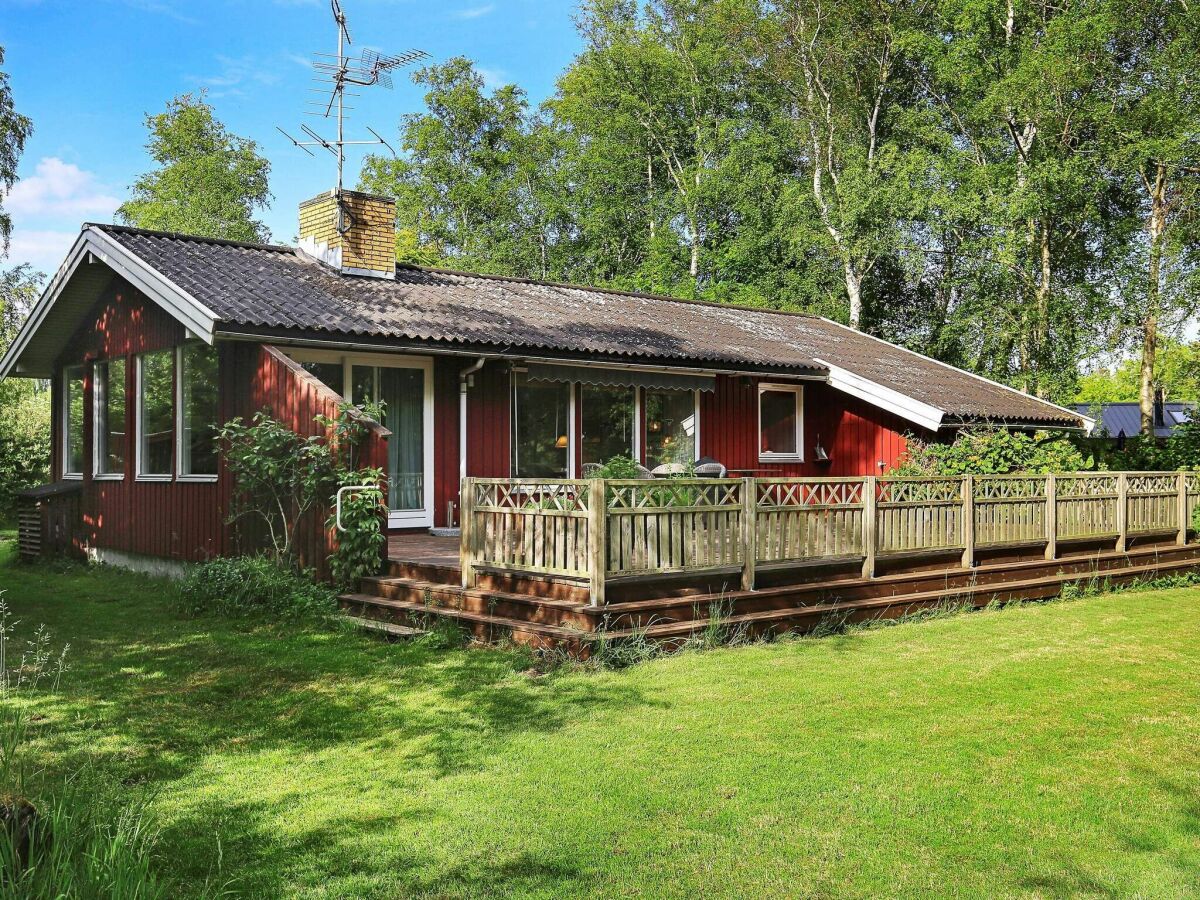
[0,592,222,898]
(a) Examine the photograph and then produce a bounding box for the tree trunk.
[1141,162,1168,434]
[845,265,864,329]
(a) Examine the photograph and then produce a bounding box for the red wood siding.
[700,376,919,476]
[432,357,460,528]
[56,281,225,562]
[465,360,510,478]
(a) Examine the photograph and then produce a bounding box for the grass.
[2,537,1200,898]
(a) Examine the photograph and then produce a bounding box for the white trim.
[62,364,85,477]
[135,349,175,480]
[92,356,127,479]
[176,344,220,480]
[632,387,642,462]
[813,318,1091,429]
[813,360,946,433]
[568,384,577,478]
[757,382,804,463]
[0,227,220,380]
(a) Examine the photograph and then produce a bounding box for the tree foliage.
[357,1,1199,409]
[0,265,48,522]
[117,93,272,242]
[0,46,32,254]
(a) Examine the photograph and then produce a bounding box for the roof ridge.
[396,262,823,321]
[89,222,296,254]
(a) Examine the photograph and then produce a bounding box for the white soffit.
[813,357,945,432]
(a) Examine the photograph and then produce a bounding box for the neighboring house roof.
[0,223,1089,432]
[1073,402,1194,439]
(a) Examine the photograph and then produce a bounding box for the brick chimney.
[298,189,396,279]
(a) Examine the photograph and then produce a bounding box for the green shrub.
[892,428,1089,476]
[588,455,643,479]
[0,388,50,524]
[178,555,337,620]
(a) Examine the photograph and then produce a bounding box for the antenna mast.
[278,0,428,197]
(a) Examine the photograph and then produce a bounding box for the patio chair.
[694,457,727,478]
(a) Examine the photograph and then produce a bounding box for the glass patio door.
[351,361,433,528]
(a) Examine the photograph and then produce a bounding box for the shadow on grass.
[2,551,657,897]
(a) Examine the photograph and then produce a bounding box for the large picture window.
[644,389,697,469]
[137,350,174,477]
[511,372,570,478]
[179,344,219,477]
[580,384,636,467]
[758,384,802,461]
[63,365,85,477]
[94,358,126,477]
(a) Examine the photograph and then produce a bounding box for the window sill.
[93,473,124,481]
[62,473,83,480]
[177,475,219,483]
[758,454,803,464]
[135,474,173,483]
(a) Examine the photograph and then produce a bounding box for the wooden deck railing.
[460,472,1200,604]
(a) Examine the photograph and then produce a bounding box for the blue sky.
[1,0,582,274]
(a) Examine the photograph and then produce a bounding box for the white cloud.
[6,158,121,220]
[190,55,282,98]
[453,3,495,19]
[5,229,78,275]
[476,66,509,89]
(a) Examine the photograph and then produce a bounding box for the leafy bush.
[587,455,643,479]
[0,388,50,525]
[892,428,1089,476]
[221,403,385,586]
[178,554,337,620]
[1104,418,1200,471]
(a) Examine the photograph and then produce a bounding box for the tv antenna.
[277,0,428,195]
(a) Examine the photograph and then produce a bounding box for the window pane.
[760,389,799,456]
[512,373,569,478]
[301,361,344,397]
[64,365,85,475]
[580,384,635,467]
[379,367,425,510]
[139,351,174,475]
[181,344,219,476]
[96,359,126,475]
[645,389,696,468]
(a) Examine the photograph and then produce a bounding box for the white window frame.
[285,348,435,528]
[176,344,220,483]
[757,382,804,463]
[135,350,175,482]
[61,364,85,479]
[92,357,126,480]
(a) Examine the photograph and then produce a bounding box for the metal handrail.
[335,484,383,532]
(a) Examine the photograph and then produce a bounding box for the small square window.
[758,384,803,462]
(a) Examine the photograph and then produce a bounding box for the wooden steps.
[345,541,1200,655]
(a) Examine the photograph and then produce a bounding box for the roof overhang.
[813,358,946,432]
[0,226,220,379]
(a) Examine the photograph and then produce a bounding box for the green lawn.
[3,537,1200,898]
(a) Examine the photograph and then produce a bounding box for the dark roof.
[95,223,1083,428]
[1073,402,1194,439]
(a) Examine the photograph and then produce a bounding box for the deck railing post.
[862,476,877,579]
[460,477,476,588]
[961,474,975,569]
[1116,471,1128,553]
[1045,473,1057,560]
[588,478,607,606]
[1177,471,1189,546]
[741,477,757,592]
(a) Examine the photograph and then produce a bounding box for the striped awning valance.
[524,362,716,393]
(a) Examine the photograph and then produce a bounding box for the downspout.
[458,357,487,525]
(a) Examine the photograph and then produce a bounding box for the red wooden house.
[1,189,1088,574]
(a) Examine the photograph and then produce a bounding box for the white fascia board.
[815,316,1090,427]
[0,227,219,380]
[0,231,92,379]
[84,227,218,340]
[813,358,945,432]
